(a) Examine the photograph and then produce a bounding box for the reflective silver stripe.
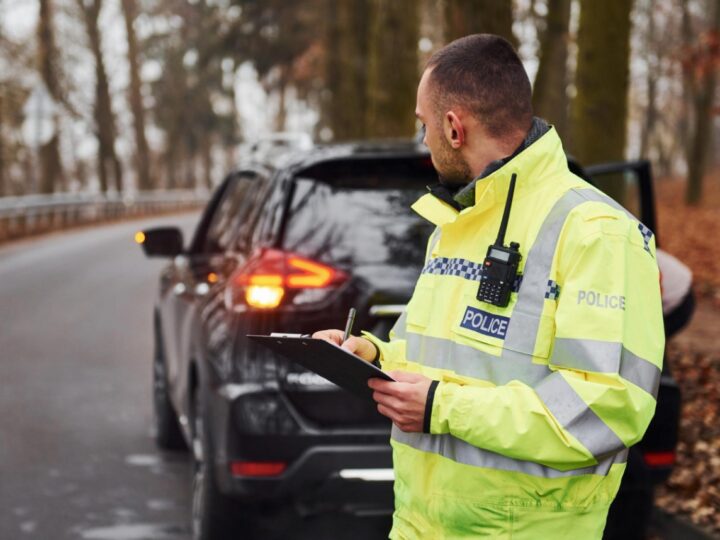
[369,304,406,317]
[426,227,441,260]
[390,310,408,340]
[503,188,632,358]
[392,425,628,478]
[551,338,661,397]
[405,334,626,459]
[405,332,551,386]
[535,372,626,459]
[618,348,662,397]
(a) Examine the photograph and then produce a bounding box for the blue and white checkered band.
[423,257,484,281]
[638,223,654,255]
[544,279,561,300]
[422,257,523,292]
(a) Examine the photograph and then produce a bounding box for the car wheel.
[153,324,187,451]
[191,386,250,540]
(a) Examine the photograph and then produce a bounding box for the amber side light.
[134,231,146,244]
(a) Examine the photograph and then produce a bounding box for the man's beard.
[434,135,473,186]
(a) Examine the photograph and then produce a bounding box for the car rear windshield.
[283,157,437,268]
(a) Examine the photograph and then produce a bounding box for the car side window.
[252,178,289,248]
[203,173,255,254]
[232,173,272,254]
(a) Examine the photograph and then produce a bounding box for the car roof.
[235,139,430,177]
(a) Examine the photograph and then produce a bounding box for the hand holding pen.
[311,307,377,362]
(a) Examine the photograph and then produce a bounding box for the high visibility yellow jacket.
[363,127,664,539]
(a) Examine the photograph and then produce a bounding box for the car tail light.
[642,451,676,467]
[225,249,348,310]
[230,461,287,477]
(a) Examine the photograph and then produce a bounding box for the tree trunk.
[121,0,152,191]
[571,0,634,204]
[201,137,212,190]
[685,0,719,205]
[0,18,5,197]
[532,0,571,138]
[365,0,419,138]
[165,145,178,190]
[0,87,5,197]
[37,0,65,194]
[639,0,657,159]
[274,66,288,132]
[78,0,123,194]
[444,0,517,47]
[324,0,371,140]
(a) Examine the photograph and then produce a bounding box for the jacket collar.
[453,117,550,208]
[412,125,568,227]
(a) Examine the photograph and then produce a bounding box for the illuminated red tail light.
[642,451,676,467]
[230,461,287,477]
[228,249,347,309]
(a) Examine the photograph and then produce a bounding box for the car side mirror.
[136,227,184,258]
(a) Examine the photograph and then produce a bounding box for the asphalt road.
[0,214,393,540]
[1,214,201,539]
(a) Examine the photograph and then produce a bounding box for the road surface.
[0,214,391,540]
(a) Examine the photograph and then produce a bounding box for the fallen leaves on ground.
[655,339,720,533]
[649,173,720,533]
[655,173,720,299]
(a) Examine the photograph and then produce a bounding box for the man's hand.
[311,329,377,362]
[368,371,433,432]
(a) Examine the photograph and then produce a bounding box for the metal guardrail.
[0,190,209,243]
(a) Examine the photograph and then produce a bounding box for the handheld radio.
[476,173,521,308]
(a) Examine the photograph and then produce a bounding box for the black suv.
[139,142,691,540]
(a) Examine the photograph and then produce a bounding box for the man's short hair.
[426,34,532,141]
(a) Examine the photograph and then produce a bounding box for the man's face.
[416,69,473,185]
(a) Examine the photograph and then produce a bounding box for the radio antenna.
[495,173,517,247]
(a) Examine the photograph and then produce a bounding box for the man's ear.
[444,111,465,149]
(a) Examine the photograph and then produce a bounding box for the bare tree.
[76,0,123,194]
[323,0,371,140]
[0,87,5,197]
[532,0,572,138]
[444,0,517,47]
[37,0,65,194]
[365,0,419,138]
[571,0,634,202]
[0,14,5,198]
[683,0,720,204]
[639,0,658,158]
[121,0,152,191]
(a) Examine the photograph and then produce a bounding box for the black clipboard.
[247,335,394,400]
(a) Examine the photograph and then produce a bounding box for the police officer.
[314,34,663,539]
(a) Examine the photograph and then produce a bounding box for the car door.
[161,174,255,408]
[185,170,274,395]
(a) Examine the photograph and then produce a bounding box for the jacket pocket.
[405,283,433,330]
[451,293,554,360]
[501,308,555,360]
[450,293,509,354]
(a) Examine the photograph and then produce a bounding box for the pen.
[342,307,357,343]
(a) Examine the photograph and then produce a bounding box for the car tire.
[191,385,253,540]
[153,322,187,451]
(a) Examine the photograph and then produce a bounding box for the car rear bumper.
[208,382,394,510]
[217,444,394,511]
